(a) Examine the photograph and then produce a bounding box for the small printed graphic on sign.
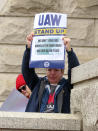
[44,61,50,67]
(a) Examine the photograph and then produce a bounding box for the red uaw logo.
[44,62,50,67]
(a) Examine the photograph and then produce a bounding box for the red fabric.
[48,92,55,104]
[16,74,26,90]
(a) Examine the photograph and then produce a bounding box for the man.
[22,33,79,113]
[16,74,31,99]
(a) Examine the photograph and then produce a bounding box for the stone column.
[71,58,98,131]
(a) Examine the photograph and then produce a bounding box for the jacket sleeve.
[67,49,79,85]
[22,46,39,91]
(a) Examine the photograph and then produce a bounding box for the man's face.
[46,68,64,84]
[18,85,31,98]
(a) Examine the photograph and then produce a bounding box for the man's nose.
[51,69,55,74]
[21,89,26,92]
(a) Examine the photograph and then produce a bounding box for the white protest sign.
[0,89,29,112]
[29,12,67,69]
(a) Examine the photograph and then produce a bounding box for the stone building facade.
[0,0,98,105]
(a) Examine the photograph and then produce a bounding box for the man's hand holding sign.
[27,32,71,52]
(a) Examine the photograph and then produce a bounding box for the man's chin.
[50,81,57,84]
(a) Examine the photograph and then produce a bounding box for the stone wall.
[0,0,98,105]
[0,112,82,131]
[71,58,98,131]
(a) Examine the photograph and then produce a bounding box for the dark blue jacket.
[22,47,79,113]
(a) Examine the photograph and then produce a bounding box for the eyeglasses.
[18,85,26,92]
